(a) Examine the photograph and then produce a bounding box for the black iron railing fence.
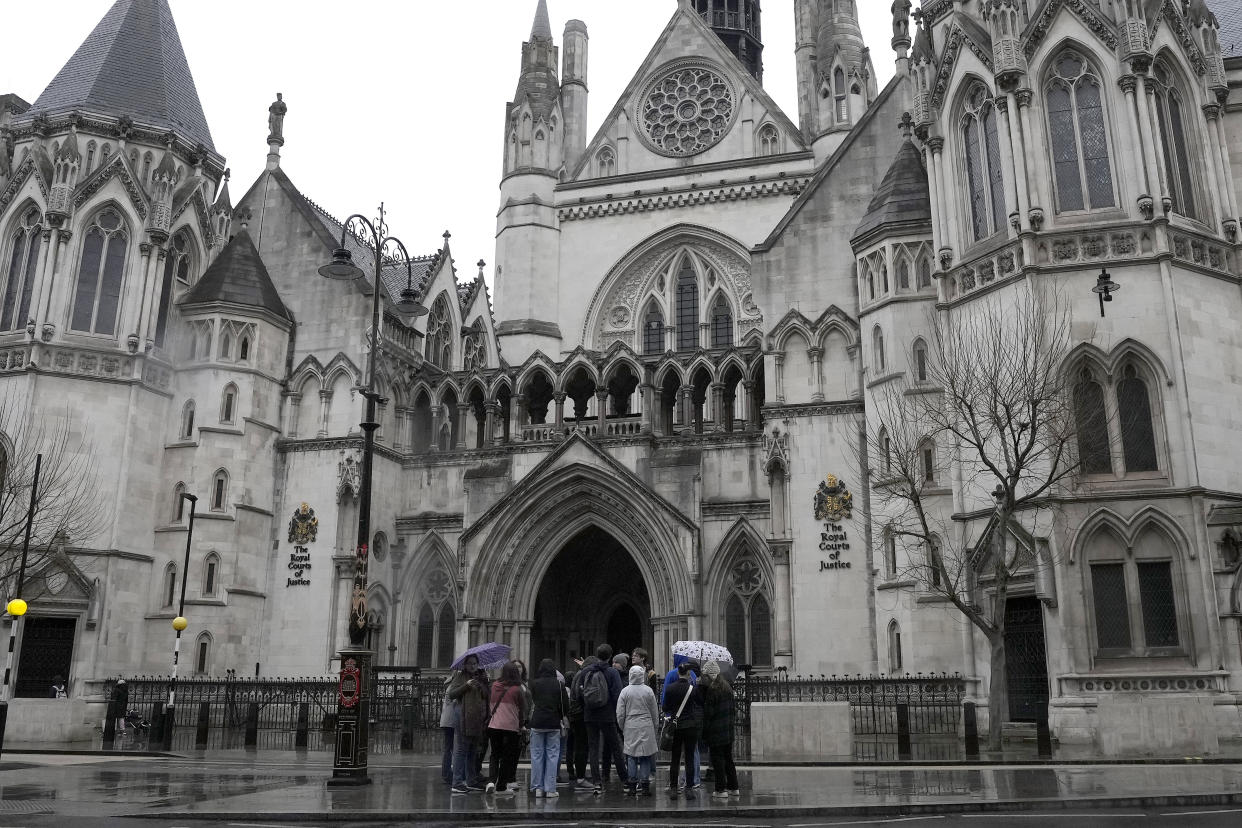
[107,670,966,758]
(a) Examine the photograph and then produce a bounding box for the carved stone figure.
[892,0,912,42]
[267,93,287,143]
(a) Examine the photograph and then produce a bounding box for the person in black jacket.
[577,644,629,793]
[661,661,704,797]
[699,659,739,797]
[528,658,568,797]
[109,679,129,732]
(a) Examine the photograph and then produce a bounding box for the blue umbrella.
[450,642,511,671]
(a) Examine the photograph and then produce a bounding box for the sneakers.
[711,790,729,799]
[592,784,602,796]
[534,790,545,798]
[466,781,486,791]
[728,788,741,797]
[545,790,559,798]
[484,782,496,794]
[574,779,595,791]
[623,783,636,796]
[451,784,468,795]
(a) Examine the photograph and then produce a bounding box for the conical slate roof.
[30,0,215,151]
[531,0,553,40]
[181,230,290,320]
[852,140,931,243]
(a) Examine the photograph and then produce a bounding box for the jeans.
[586,720,628,785]
[625,753,654,785]
[669,726,701,789]
[529,728,560,792]
[487,728,522,791]
[451,735,480,787]
[557,727,568,782]
[440,726,455,785]
[708,742,738,791]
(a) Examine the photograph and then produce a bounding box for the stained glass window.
[675,258,699,351]
[1046,52,1115,213]
[962,85,1006,241]
[1152,62,1198,219]
[1,209,41,332]
[71,209,128,335]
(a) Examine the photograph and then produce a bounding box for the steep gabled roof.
[180,229,290,321]
[1208,0,1242,57]
[851,139,931,246]
[28,0,215,151]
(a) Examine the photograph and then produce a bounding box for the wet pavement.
[2,751,1242,822]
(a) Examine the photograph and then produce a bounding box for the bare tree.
[863,287,1078,751]
[0,391,107,598]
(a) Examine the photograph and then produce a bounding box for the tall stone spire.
[532,0,553,40]
[27,0,215,151]
[813,0,874,146]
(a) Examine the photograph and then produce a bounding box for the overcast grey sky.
[2,1,897,286]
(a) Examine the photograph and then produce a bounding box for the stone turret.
[211,168,233,256]
[984,0,1027,90]
[794,0,820,141]
[561,20,589,173]
[494,0,564,363]
[813,0,875,159]
[47,127,82,223]
[149,146,179,240]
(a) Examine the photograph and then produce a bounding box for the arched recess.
[705,518,775,667]
[399,532,461,667]
[463,457,697,646]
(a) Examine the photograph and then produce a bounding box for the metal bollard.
[1036,701,1052,759]
[400,701,415,751]
[150,702,165,744]
[963,702,980,759]
[295,702,309,749]
[195,702,210,748]
[244,703,259,747]
[896,702,912,760]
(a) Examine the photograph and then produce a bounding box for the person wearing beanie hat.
[616,664,659,796]
[699,659,739,797]
[661,661,705,797]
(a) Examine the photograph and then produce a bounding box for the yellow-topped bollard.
[172,616,188,631]
[5,598,26,617]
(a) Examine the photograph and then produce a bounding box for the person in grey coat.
[616,665,659,796]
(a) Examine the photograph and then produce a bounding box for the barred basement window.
[1085,524,1184,657]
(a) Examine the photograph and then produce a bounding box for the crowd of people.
[438,644,739,799]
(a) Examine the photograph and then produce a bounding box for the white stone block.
[1095,695,1220,756]
[750,701,852,761]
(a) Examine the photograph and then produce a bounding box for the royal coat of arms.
[814,475,854,522]
[288,502,319,544]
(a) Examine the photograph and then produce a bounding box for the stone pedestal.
[749,701,852,761]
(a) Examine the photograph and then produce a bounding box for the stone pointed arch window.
[463,322,486,373]
[163,562,178,607]
[758,123,780,157]
[1,207,42,333]
[642,301,665,355]
[220,383,238,425]
[1118,364,1158,473]
[71,208,129,336]
[181,400,196,439]
[154,229,193,348]
[710,294,733,347]
[424,293,453,370]
[722,553,773,667]
[834,67,848,122]
[917,254,932,289]
[961,83,1006,241]
[597,147,616,178]
[173,482,187,522]
[1074,366,1111,475]
[210,468,229,511]
[1045,50,1115,213]
[1085,523,1186,657]
[194,631,212,674]
[413,563,456,668]
[912,338,929,383]
[675,256,700,351]
[872,325,886,373]
[85,141,97,174]
[1151,59,1199,220]
[202,552,220,597]
[887,619,903,673]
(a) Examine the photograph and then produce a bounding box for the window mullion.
[1125,560,1144,655]
[1071,87,1093,211]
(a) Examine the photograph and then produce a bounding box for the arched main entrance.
[530,526,651,667]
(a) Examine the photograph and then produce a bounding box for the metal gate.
[16,617,77,697]
[1003,596,1049,722]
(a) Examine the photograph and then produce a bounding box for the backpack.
[581,667,609,710]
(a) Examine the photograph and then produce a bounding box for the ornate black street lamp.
[1092,268,1120,318]
[162,491,197,750]
[319,204,426,784]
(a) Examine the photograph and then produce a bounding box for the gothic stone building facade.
[2,0,1242,752]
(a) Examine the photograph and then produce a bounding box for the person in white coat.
[616,664,660,796]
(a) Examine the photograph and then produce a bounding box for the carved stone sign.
[287,545,312,587]
[814,476,854,573]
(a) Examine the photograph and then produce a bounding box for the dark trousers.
[586,719,628,785]
[568,718,589,779]
[487,728,521,790]
[669,726,701,788]
[440,726,455,784]
[708,741,738,791]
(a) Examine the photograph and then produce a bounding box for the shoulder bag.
[658,683,691,752]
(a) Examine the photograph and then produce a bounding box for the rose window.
[640,64,736,157]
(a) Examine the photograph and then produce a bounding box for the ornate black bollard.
[963,701,979,759]
[295,702,310,749]
[896,702,912,760]
[195,702,210,748]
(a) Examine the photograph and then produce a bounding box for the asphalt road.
[6,808,1242,828]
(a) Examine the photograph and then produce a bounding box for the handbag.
[659,682,692,752]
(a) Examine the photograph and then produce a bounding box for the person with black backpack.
[566,657,594,786]
[575,644,629,794]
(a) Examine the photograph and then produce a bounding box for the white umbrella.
[671,640,733,664]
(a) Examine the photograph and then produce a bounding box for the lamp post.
[1092,268,1120,317]
[161,492,197,751]
[0,452,42,760]
[319,204,426,784]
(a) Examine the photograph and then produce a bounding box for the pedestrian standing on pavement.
[631,648,661,697]
[661,661,704,798]
[577,644,630,794]
[50,675,68,698]
[109,678,129,733]
[448,659,489,794]
[485,661,529,796]
[529,658,568,798]
[616,664,659,796]
[567,657,595,785]
[661,655,701,788]
[698,659,739,798]
[438,670,459,786]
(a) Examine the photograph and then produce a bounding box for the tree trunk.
[986,630,1007,752]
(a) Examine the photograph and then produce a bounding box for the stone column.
[741,380,755,430]
[651,387,665,436]
[135,244,166,345]
[639,383,654,434]
[681,385,697,434]
[711,383,726,432]
[375,399,388,444]
[455,403,470,450]
[318,389,332,437]
[1200,104,1230,229]
[553,391,566,431]
[923,144,944,255]
[1016,89,1050,224]
[285,392,303,438]
[512,394,527,442]
[928,136,955,265]
[1134,71,1167,210]
[699,321,710,349]
[595,388,609,433]
[808,347,825,403]
[1004,90,1032,231]
[774,353,786,404]
[1211,100,1240,228]
[485,401,501,445]
[993,94,1022,233]
[664,325,675,353]
[770,539,794,668]
[28,228,57,333]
